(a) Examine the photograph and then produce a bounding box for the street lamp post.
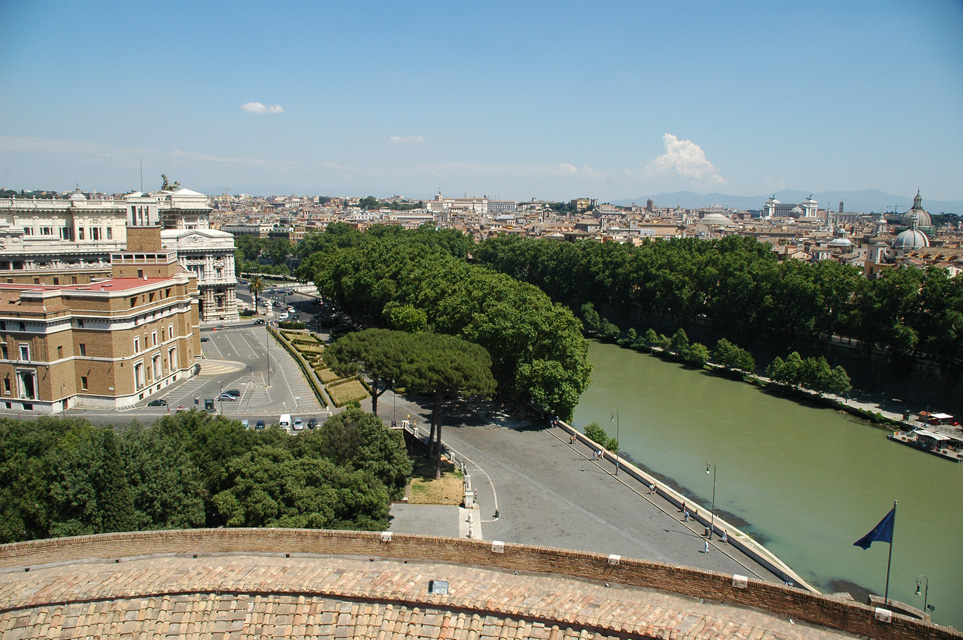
[610,410,620,476]
[915,575,930,614]
[219,382,223,414]
[705,460,717,540]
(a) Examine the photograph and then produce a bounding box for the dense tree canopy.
[299,225,591,419]
[474,234,963,374]
[0,410,411,543]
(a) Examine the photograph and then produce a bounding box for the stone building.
[0,245,200,414]
[1,187,238,324]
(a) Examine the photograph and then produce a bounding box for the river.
[572,340,963,629]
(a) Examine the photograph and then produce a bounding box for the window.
[81,376,88,391]
[18,322,25,332]
[71,276,78,284]
[152,355,161,379]
[0,345,6,359]
[19,344,29,360]
[3,378,9,394]
[41,226,53,236]
[23,227,33,236]
[61,226,71,240]
[78,228,85,240]
[77,319,84,328]
[79,343,86,356]
[106,227,112,240]
[53,277,59,285]
[134,362,144,389]
[133,337,140,353]
[151,331,157,346]
[92,228,100,241]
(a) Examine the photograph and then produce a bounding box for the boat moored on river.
[888,427,963,462]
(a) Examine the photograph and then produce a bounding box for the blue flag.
[854,506,895,550]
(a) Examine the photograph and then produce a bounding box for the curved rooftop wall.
[0,529,955,640]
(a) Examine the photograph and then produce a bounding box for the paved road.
[375,391,786,584]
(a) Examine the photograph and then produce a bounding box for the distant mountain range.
[613,189,963,215]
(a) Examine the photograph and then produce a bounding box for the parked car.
[224,389,241,397]
[219,393,238,401]
[293,416,304,431]
[255,419,266,431]
[147,399,167,407]
[307,417,319,429]
[200,336,209,342]
[254,319,265,325]
[241,419,250,430]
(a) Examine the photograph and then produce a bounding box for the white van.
[279,413,291,429]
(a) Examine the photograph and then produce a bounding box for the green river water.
[572,341,963,629]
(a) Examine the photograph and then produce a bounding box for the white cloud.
[388,135,425,144]
[766,176,786,190]
[555,163,601,177]
[557,163,578,175]
[646,133,726,185]
[241,102,284,114]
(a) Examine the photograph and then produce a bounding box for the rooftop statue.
[160,174,181,192]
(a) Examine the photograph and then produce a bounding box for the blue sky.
[1,1,961,202]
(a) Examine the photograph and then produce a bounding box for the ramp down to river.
[1,529,956,640]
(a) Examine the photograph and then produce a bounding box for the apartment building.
[0,248,200,414]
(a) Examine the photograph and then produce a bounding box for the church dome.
[893,227,929,250]
[828,237,853,248]
[901,191,931,227]
[701,213,734,226]
[68,192,87,201]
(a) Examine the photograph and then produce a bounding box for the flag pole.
[884,500,896,606]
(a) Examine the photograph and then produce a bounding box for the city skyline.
[1,1,962,201]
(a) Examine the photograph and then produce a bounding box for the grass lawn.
[326,379,368,406]
[407,447,464,505]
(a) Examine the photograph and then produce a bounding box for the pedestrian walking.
[570,433,577,444]
[684,509,690,522]
[721,530,728,543]
[703,539,709,554]
[592,450,597,460]
[648,483,656,494]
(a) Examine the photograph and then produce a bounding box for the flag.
[853,506,895,550]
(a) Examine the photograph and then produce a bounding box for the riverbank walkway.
[381,391,791,586]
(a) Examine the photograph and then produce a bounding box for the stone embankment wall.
[0,528,955,640]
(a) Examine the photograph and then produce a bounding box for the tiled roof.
[0,553,850,640]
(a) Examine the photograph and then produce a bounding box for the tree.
[325,328,408,416]
[670,328,690,354]
[600,319,621,342]
[119,423,205,530]
[400,333,497,478]
[248,275,264,316]
[682,342,711,367]
[712,338,756,372]
[294,406,412,501]
[580,302,600,333]
[582,422,618,452]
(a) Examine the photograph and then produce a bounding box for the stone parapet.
[0,528,955,640]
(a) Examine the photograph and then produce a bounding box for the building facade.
[0,248,200,414]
